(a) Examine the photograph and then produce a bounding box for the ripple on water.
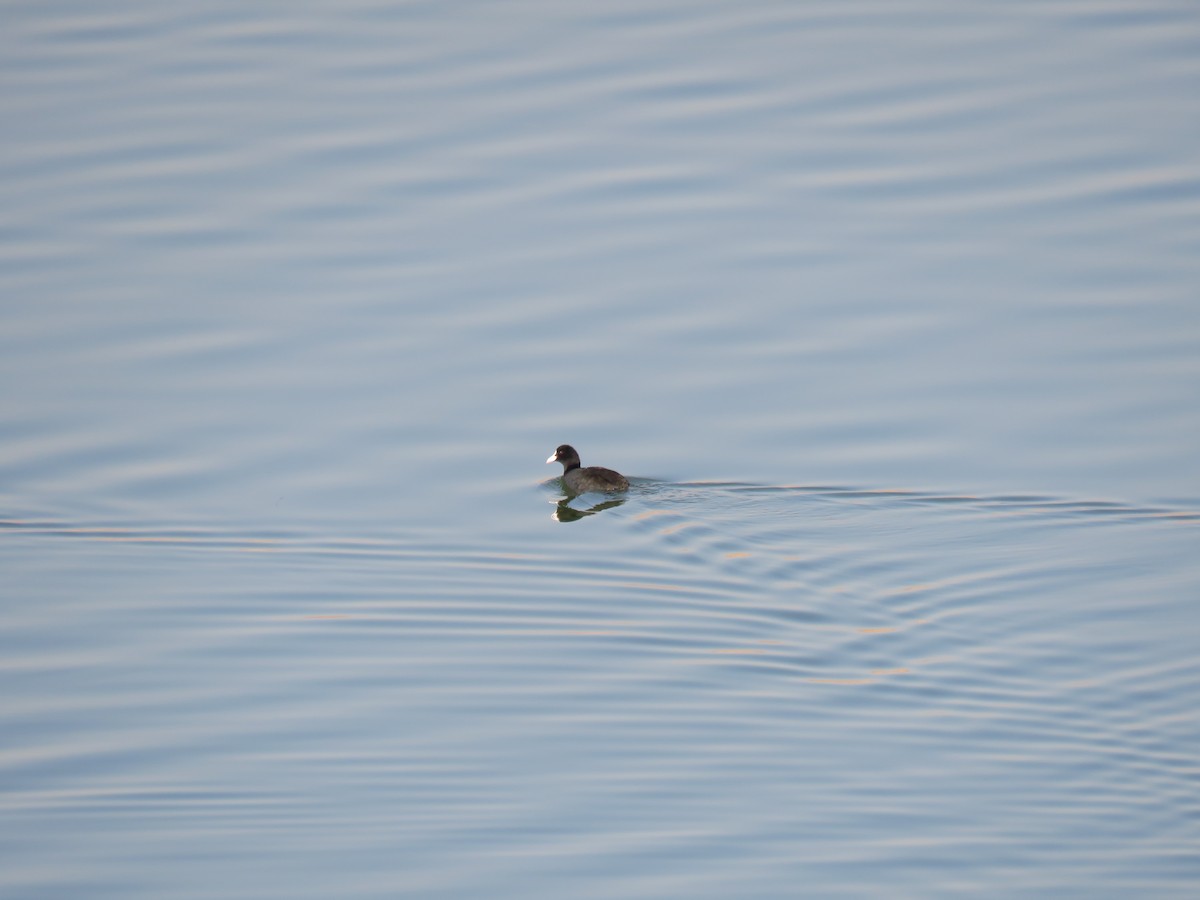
[3,481,1200,896]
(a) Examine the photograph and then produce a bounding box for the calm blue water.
[2,1,1199,897]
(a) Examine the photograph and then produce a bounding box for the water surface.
[2,1,1199,897]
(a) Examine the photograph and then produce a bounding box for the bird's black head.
[547,444,581,469]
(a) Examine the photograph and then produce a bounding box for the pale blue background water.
[2,1,1199,897]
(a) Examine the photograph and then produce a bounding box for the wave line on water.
[670,483,1199,523]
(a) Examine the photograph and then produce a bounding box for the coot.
[546,444,629,494]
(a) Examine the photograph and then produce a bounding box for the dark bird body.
[546,444,629,494]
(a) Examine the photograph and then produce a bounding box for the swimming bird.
[546,444,629,494]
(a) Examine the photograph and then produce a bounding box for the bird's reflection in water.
[553,495,626,522]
